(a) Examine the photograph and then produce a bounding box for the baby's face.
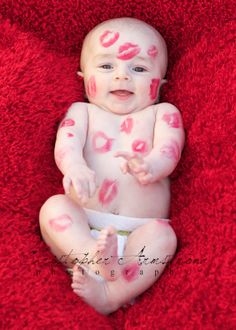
[80,21,167,115]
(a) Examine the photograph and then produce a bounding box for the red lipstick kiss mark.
[147,45,158,58]
[122,263,140,282]
[98,179,118,206]
[100,30,119,47]
[87,76,96,98]
[120,117,133,134]
[67,133,74,138]
[117,42,141,60]
[162,113,181,128]
[60,118,75,128]
[160,141,180,162]
[149,78,160,100]
[132,140,148,154]
[92,131,114,153]
[49,214,73,232]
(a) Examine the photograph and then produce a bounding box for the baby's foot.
[71,265,116,315]
[96,226,119,280]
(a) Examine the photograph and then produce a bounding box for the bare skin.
[39,17,185,314]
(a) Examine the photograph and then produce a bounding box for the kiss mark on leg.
[122,263,140,282]
[100,30,119,47]
[162,113,182,128]
[149,78,160,100]
[147,45,158,58]
[67,133,74,138]
[156,219,170,226]
[49,214,73,232]
[160,141,180,162]
[120,117,133,134]
[132,140,148,154]
[117,42,141,60]
[98,179,118,206]
[92,131,114,153]
[60,119,75,128]
[86,76,96,98]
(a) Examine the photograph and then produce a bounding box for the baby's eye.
[132,66,147,72]
[100,64,113,70]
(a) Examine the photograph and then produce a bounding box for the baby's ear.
[77,71,84,78]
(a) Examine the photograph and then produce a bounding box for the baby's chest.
[86,108,155,156]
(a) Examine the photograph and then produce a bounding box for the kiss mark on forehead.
[86,76,96,98]
[92,131,114,153]
[117,42,141,60]
[149,78,160,100]
[147,45,158,58]
[49,214,73,232]
[60,118,75,128]
[120,117,133,134]
[100,30,119,47]
[132,140,148,154]
[160,141,180,162]
[98,179,118,206]
[162,112,182,128]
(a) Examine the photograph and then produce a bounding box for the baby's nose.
[114,68,130,81]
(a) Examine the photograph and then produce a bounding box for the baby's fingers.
[138,173,153,185]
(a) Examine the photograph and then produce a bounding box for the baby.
[39,17,185,314]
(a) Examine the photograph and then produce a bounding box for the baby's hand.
[114,151,154,185]
[63,164,97,204]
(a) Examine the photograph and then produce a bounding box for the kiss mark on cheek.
[60,119,75,128]
[86,76,96,98]
[100,30,119,47]
[160,141,180,162]
[49,214,73,232]
[162,113,182,128]
[98,179,118,205]
[120,117,133,134]
[122,263,140,282]
[147,45,158,58]
[149,78,160,100]
[132,140,148,153]
[117,42,141,60]
[92,131,114,153]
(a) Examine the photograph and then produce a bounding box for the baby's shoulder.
[154,102,181,115]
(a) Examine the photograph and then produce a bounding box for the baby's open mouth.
[110,90,134,97]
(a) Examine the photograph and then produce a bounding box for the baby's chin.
[93,101,156,115]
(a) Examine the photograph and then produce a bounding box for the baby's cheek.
[160,141,180,162]
[149,78,160,100]
[86,76,97,98]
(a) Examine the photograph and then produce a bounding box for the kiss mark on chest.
[92,131,114,153]
[120,117,133,134]
[162,112,181,128]
[132,140,148,153]
[98,179,118,206]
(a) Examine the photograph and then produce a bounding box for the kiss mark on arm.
[49,214,73,232]
[132,140,148,154]
[98,179,118,206]
[60,118,75,128]
[92,131,114,153]
[120,117,133,134]
[117,42,141,60]
[100,30,119,47]
[160,141,180,162]
[162,113,182,128]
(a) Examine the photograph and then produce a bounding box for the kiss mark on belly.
[98,179,118,206]
[49,214,73,232]
[132,140,148,153]
[60,118,75,128]
[149,78,160,100]
[92,131,114,153]
[120,117,133,134]
[122,263,140,282]
[99,30,119,47]
[86,76,96,98]
[162,112,181,128]
[160,141,180,162]
[147,45,158,58]
[117,42,141,60]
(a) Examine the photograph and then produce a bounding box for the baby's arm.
[116,103,185,184]
[54,102,96,203]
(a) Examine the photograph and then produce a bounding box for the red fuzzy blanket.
[0,1,235,329]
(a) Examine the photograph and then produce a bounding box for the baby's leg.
[72,220,177,314]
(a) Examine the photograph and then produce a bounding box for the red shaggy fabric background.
[0,1,235,329]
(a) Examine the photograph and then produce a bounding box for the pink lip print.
[49,214,73,232]
[147,45,158,58]
[117,42,141,60]
[132,140,148,153]
[160,141,180,162]
[60,118,75,128]
[86,76,96,98]
[100,30,120,47]
[98,179,118,205]
[92,131,114,153]
[149,78,160,100]
[122,263,140,282]
[67,133,74,138]
[162,113,181,128]
[120,117,133,134]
